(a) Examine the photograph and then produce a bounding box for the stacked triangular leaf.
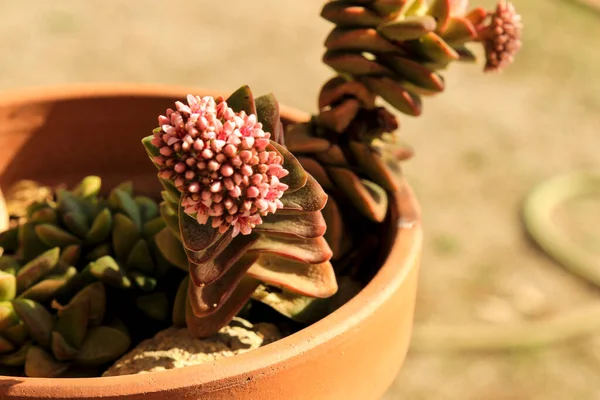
[144,86,338,338]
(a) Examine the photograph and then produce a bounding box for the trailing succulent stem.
[282,0,522,259]
[144,86,338,338]
[319,0,523,131]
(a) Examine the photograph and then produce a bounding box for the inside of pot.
[0,91,402,378]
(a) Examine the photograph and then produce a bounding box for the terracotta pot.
[0,84,422,400]
[0,189,7,232]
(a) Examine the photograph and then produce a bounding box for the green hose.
[411,171,600,352]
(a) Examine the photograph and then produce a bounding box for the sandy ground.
[1,0,599,398]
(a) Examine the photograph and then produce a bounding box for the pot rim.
[0,83,422,398]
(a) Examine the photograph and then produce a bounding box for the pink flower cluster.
[152,95,289,237]
[481,1,522,72]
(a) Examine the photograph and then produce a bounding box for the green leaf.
[297,157,334,191]
[325,27,399,53]
[0,336,15,354]
[188,253,259,318]
[284,124,330,154]
[377,15,437,41]
[142,217,165,238]
[69,282,106,327]
[0,227,19,253]
[51,331,79,361]
[29,207,58,224]
[281,175,328,212]
[75,326,131,366]
[115,181,134,196]
[441,17,477,45]
[348,141,402,192]
[179,205,220,252]
[18,278,67,303]
[160,179,181,205]
[155,228,188,271]
[148,237,173,278]
[55,258,126,305]
[89,257,131,289]
[188,233,258,286]
[380,55,444,93]
[13,299,53,348]
[59,245,81,270]
[16,247,60,293]
[361,76,422,116]
[126,239,154,274]
[321,2,383,28]
[316,98,360,133]
[225,85,257,115]
[25,345,70,377]
[255,211,327,239]
[55,301,89,350]
[323,52,393,76]
[314,144,349,167]
[172,277,189,327]
[249,235,332,264]
[135,292,169,321]
[35,224,82,247]
[0,271,16,301]
[186,276,260,338]
[428,0,451,31]
[251,285,327,324]
[112,214,140,263]
[0,342,31,367]
[254,93,281,138]
[110,189,142,230]
[247,255,337,298]
[86,243,112,261]
[328,167,388,222]
[0,301,20,330]
[3,321,28,347]
[0,256,20,275]
[72,176,102,199]
[26,202,52,219]
[417,32,459,63]
[321,196,349,261]
[135,196,159,221]
[318,76,375,111]
[57,190,90,237]
[130,272,157,292]
[269,141,308,194]
[160,201,180,239]
[372,0,411,16]
[455,45,477,62]
[62,212,90,239]
[86,208,113,245]
[19,223,52,263]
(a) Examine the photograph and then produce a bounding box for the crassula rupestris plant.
[144,87,338,338]
[285,0,522,257]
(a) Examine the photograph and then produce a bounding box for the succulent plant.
[258,0,522,321]
[320,0,523,127]
[0,177,181,316]
[283,0,522,252]
[0,177,185,376]
[143,86,338,338]
[0,250,130,377]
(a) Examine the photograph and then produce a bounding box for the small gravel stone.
[103,317,281,377]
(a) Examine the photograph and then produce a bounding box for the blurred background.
[1,0,599,398]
